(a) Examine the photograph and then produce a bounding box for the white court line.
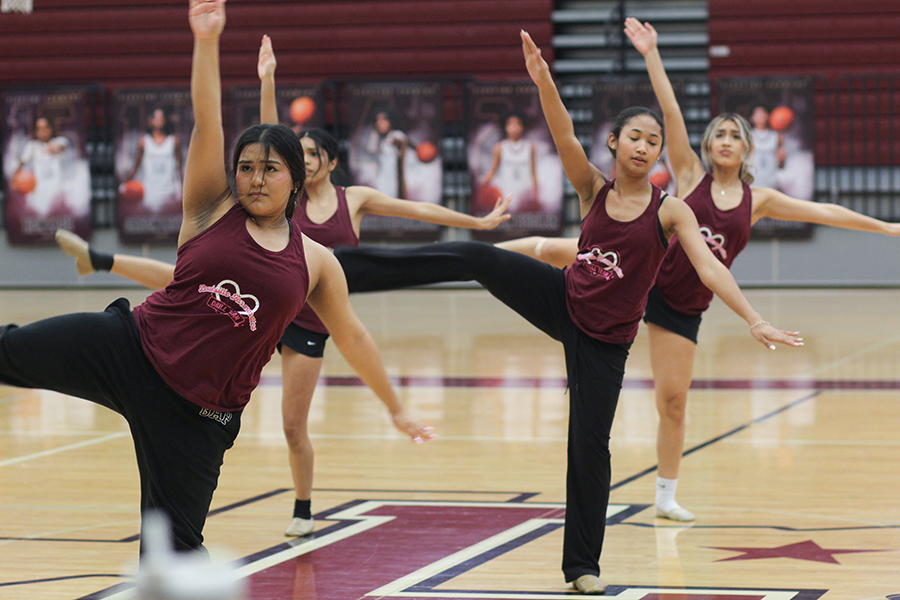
[367,518,560,598]
[382,592,799,600]
[0,432,128,467]
[806,327,900,378]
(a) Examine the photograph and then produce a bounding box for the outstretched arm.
[624,18,703,190]
[110,256,176,290]
[304,239,435,443]
[521,30,605,217]
[661,197,803,350]
[752,187,900,235]
[258,34,278,125]
[350,186,512,231]
[181,0,230,242]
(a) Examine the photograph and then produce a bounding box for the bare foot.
[55,229,94,276]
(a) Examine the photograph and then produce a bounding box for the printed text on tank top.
[574,185,663,282]
[575,247,623,280]
[198,280,260,331]
[193,211,295,331]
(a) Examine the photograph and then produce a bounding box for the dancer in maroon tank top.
[289,32,802,593]
[496,18,900,524]
[0,0,433,557]
[55,33,511,540]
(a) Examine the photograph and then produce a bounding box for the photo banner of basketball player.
[340,81,444,242]
[227,83,325,150]
[467,81,564,242]
[591,79,679,196]
[715,77,815,239]
[1,87,93,245]
[112,88,193,244]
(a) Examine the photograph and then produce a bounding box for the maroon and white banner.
[112,89,192,244]
[340,81,444,242]
[467,81,564,241]
[591,79,678,196]
[715,77,815,239]
[228,83,324,148]
[2,88,92,245]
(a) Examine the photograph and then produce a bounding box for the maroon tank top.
[291,186,359,334]
[133,203,309,411]
[655,173,752,315]
[565,180,668,344]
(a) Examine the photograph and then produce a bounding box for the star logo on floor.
[707,539,888,564]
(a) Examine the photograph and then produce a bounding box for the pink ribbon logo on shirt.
[576,246,624,280]
[699,226,727,260]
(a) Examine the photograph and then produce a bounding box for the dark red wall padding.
[708,0,900,78]
[0,1,553,86]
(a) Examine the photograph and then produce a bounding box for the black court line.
[0,536,129,544]
[313,487,542,497]
[4,490,543,547]
[404,584,827,600]
[610,390,824,491]
[118,488,295,543]
[260,374,900,390]
[0,574,125,588]
[620,522,900,533]
[208,487,292,517]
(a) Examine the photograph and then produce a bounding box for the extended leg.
[647,322,697,522]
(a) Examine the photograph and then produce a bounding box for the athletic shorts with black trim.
[278,322,330,358]
[0,298,241,553]
[642,284,703,344]
[334,241,629,582]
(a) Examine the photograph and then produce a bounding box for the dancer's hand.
[476,194,513,229]
[189,0,226,40]
[521,30,553,87]
[392,411,436,444]
[750,321,803,350]
[258,34,276,80]
[623,17,657,56]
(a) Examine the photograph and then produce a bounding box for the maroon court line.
[260,374,900,390]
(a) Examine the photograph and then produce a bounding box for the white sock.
[656,476,680,510]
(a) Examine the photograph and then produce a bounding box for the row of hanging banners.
[2,77,814,245]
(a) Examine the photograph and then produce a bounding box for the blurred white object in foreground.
[136,512,245,600]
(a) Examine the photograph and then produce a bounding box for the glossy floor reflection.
[0,288,898,600]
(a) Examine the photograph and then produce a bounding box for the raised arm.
[624,18,704,190]
[661,197,803,350]
[181,0,230,240]
[521,30,605,217]
[349,186,511,231]
[124,138,146,182]
[258,35,278,125]
[481,143,502,186]
[304,239,435,443]
[752,187,900,235]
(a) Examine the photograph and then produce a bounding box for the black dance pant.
[0,298,241,552]
[337,242,629,581]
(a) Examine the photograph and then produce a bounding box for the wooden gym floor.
[0,287,898,600]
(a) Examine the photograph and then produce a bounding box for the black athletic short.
[642,284,703,344]
[277,322,330,358]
